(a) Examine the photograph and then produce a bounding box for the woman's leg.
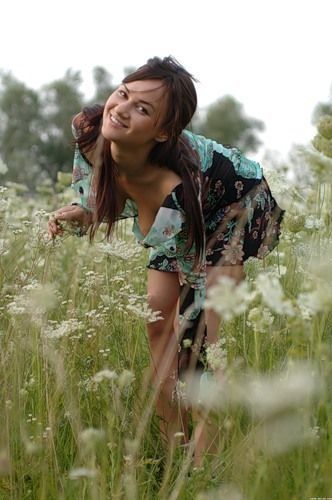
[146,269,188,444]
[206,265,245,342]
[193,265,245,466]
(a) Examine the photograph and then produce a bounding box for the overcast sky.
[1,0,331,161]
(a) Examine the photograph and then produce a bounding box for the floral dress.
[72,129,285,376]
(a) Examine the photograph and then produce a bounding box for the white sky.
[1,0,331,161]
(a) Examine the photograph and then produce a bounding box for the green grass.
[0,173,332,500]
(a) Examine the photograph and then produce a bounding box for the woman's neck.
[111,141,154,180]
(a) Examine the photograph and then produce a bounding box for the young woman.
[48,56,284,465]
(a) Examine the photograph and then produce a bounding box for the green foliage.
[313,115,332,158]
[89,66,116,105]
[0,70,85,188]
[0,73,42,187]
[0,67,104,189]
[37,69,84,182]
[312,83,332,124]
[195,95,265,153]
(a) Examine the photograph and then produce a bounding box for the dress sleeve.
[71,121,95,212]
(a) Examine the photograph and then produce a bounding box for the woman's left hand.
[48,204,92,239]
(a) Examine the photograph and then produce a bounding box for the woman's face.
[101,79,168,147]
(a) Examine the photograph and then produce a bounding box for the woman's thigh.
[146,269,181,377]
[147,269,180,326]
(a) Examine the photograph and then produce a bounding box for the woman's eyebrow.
[123,83,155,111]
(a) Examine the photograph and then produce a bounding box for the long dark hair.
[75,56,205,265]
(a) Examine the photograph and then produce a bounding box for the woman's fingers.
[47,215,63,239]
[47,205,88,239]
[53,205,84,223]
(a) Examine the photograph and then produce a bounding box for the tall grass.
[0,136,332,499]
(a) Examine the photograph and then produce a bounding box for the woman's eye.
[118,89,126,97]
[137,105,148,115]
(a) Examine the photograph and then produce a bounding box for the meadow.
[0,128,332,499]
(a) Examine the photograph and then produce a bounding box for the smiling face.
[101,79,169,148]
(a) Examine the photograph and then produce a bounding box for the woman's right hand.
[48,204,92,239]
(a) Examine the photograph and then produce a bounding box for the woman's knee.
[146,270,180,339]
[146,292,175,339]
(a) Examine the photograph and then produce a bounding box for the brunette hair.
[76,56,205,264]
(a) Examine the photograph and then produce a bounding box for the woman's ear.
[155,132,168,143]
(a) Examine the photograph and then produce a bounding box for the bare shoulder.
[160,167,182,195]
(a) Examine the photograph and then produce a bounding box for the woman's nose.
[115,101,130,117]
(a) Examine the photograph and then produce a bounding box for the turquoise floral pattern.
[71,146,95,212]
[71,128,284,375]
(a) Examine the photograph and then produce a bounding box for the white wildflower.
[188,362,322,417]
[43,318,83,340]
[0,239,9,256]
[32,209,48,218]
[206,340,227,371]
[124,438,139,456]
[0,198,9,213]
[25,282,58,314]
[196,371,221,408]
[247,307,274,333]
[261,162,291,209]
[255,273,295,316]
[197,483,244,500]
[7,300,27,316]
[69,467,97,480]
[173,432,185,439]
[98,240,142,260]
[277,265,287,276]
[304,215,324,230]
[254,413,318,456]
[118,370,135,390]
[79,428,105,451]
[81,270,103,291]
[125,300,163,323]
[92,369,118,384]
[237,363,321,419]
[173,380,188,404]
[205,275,255,321]
[297,283,332,315]
[296,299,313,320]
[295,143,332,182]
[0,158,8,175]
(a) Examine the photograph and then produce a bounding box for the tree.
[89,66,115,105]
[37,69,84,182]
[0,72,43,186]
[195,95,265,154]
[0,69,85,186]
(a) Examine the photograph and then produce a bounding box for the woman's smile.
[109,114,128,128]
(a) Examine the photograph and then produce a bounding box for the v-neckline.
[133,182,183,242]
